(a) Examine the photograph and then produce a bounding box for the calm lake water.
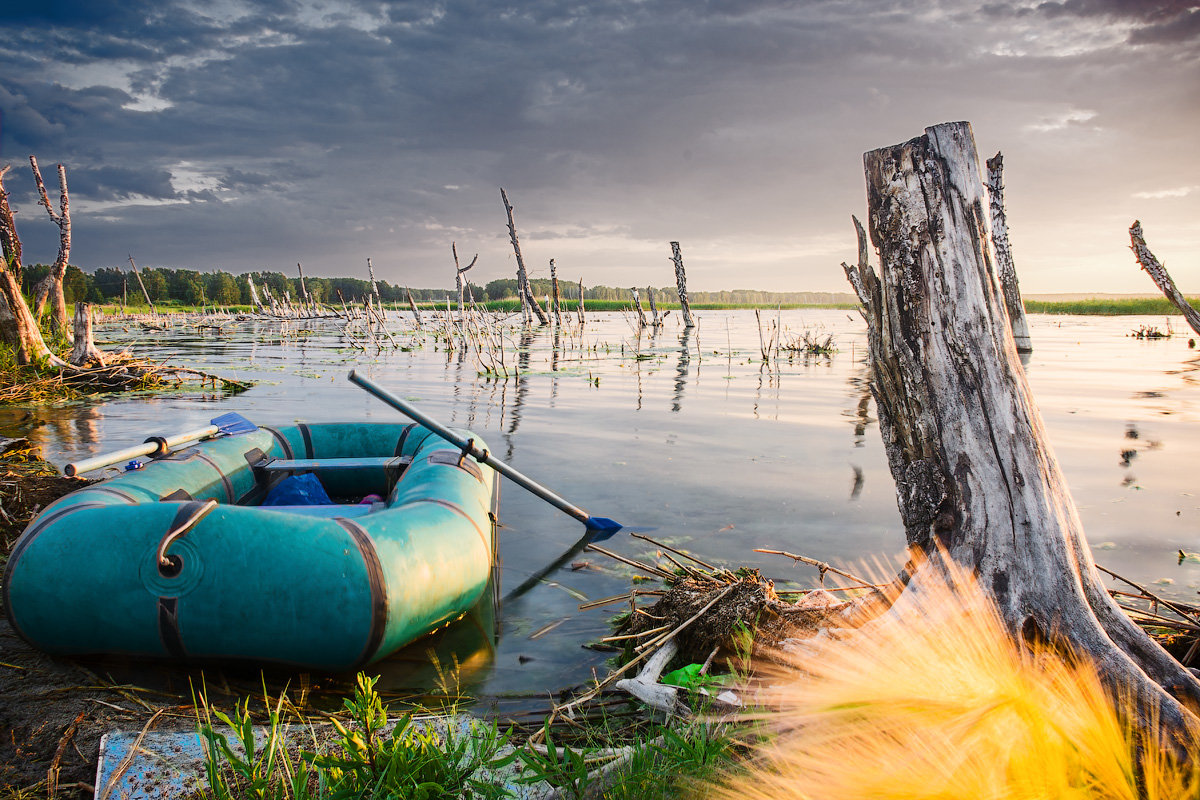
[4,309,1199,702]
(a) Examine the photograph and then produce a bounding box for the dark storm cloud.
[67,165,177,200]
[0,0,1196,289]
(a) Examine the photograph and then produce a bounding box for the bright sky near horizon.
[1,1,1197,294]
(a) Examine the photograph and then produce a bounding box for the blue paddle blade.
[211,412,257,436]
[585,516,624,541]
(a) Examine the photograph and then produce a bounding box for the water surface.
[6,310,1198,700]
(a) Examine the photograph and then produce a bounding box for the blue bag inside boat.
[262,473,333,506]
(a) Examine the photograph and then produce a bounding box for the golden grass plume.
[712,563,1200,800]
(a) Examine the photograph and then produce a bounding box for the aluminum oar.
[64,412,257,477]
[348,369,631,540]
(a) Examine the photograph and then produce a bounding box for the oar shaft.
[65,424,219,477]
[348,370,593,525]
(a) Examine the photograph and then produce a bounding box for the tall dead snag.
[631,287,648,328]
[984,152,1032,352]
[127,256,156,314]
[366,258,382,307]
[499,188,550,326]
[0,166,65,366]
[670,241,695,328]
[1130,220,1200,336]
[29,157,72,335]
[549,258,562,326]
[844,121,1200,736]
[577,278,585,325]
[68,302,104,367]
[452,243,477,322]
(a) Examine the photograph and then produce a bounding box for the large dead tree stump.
[68,302,105,367]
[843,121,1200,735]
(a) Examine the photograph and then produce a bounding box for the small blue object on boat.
[3,420,499,671]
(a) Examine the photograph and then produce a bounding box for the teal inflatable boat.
[3,421,499,671]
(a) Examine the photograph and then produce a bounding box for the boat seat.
[254,456,411,473]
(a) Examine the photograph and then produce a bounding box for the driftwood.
[670,242,695,328]
[499,188,550,326]
[29,157,72,335]
[842,121,1200,735]
[1130,220,1200,336]
[984,152,1032,352]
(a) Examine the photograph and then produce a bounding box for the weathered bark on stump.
[647,286,661,326]
[984,152,1032,352]
[246,275,263,312]
[844,121,1200,734]
[670,242,695,328]
[296,262,311,310]
[68,303,104,367]
[1130,220,1200,336]
[577,278,585,325]
[29,157,72,335]
[499,188,550,326]
[0,166,64,366]
[366,258,382,307]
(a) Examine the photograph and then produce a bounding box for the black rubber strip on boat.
[88,486,141,504]
[262,427,294,459]
[393,423,417,457]
[193,452,235,504]
[335,518,388,670]
[425,450,484,482]
[157,596,187,658]
[298,423,314,459]
[2,501,111,644]
[407,497,490,554]
[160,488,193,502]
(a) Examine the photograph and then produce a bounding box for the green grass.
[195,673,750,800]
[1023,297,1200,316]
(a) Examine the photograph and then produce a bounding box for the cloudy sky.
[1,0,1197,294]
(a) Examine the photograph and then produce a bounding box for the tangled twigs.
[754,548,875,589]
[0,355,250,404]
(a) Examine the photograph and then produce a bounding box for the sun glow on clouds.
[1133,186,1197,200]
[1023,108,1098,133]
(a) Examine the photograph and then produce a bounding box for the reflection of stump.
[68,302,105,367]
[845,121,1200,735]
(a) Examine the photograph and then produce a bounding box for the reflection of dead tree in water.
[846,364,874,447]
[840,121,1200,738]
[672,327,693,413]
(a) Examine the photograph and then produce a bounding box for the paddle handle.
[347,370,594,526]
[65,424,218,477]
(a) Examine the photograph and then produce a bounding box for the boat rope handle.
[157,499,219,574]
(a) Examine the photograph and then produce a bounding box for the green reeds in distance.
[1024,297,1200,316]
[710,562,1200,800]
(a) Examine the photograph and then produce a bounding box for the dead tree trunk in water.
[577,278,585,325]
[631,287,648,328]
[499,188,550,326]
[670,241,695,328]
[1130,220,1200,336]
[843,121,1200,735]
[0,166,64,366]
[452,243,477,323]
[127,256,156,314]
[69,302,104,367]
[984,152,1032,353]
[550,259,562,327]
[29,157,72,336]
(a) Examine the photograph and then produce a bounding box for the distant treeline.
[22,264,858,308]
